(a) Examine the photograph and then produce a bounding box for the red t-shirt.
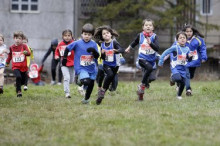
[55,40,74,67]
[6,44,30,72]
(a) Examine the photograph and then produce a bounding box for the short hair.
[94,25,119,41]
[13,31,25,39]
[82,23,95,35]
[0,34,4,42]
[176,31,187,40]
[23,35,28,42]
[62,29,73,36]
[142,18,154,26]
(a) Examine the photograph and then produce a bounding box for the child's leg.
[51,59,57,82]
[21,71,27,86]
[13,69,22,93]
[69,67,75,84]
[85,80,94,100]
[102,65,119,91]
[0,68,4,87]
[58,62,63,83]
[109,73,118,91]
[171,73,185,97]
[138,59,153,87]
[97,67,105,88]
[61,66,70,95]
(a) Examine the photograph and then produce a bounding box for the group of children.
[0,18,207,103]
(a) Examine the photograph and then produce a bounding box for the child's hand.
[146,37,151,44]
[188,52,193,57]
[113,49,118,53]
[23,50,28,55]
[201,60,206,63]
[125,47,130,53]
[101,49,105,54]
[5,63,9,67]
[55,56,59,60]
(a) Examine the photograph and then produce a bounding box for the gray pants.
[61,66,75,94]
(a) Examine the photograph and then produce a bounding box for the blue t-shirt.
[66,39,99,75]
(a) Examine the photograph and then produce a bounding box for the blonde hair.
[0,34,4,42]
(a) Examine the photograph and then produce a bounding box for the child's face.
[23,39,28,44]
[14,36,23,45]
[81,32,93,42]
[102,29,112,42]
[31,66,37,71]
[185,28,193,39]
[63,33,72,42]
[143,21,154,33]
[0,37,3,46]
[177,34,187,46]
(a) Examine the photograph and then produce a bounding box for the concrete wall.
[0,0,76,74]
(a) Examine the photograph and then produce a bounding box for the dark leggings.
[138,59,153,86]
[96,67,105,88]
[103,64,119,91]
[51,59,62,82]
[172,73,185,96]
[80,78,95,100]
[13,69,27,92]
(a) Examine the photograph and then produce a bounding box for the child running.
[125,18,159,101]
[182,25,207,96]
[6,31,31,97]
[0,34,9,94]
[55,29,74,98]
[28,63,45,86]
[22,35,34,91]
[63,23,99,104]
[94,25,124,105]
[158,31,192,100]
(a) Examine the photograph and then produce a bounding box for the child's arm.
[149,35,159,52]
[198,39,207,63]
[158,46,176,67]
[54,45,60,60]
[113,40,124,53]
[125,34,140,53]
[87,47,99,59]
[38,65,44,73]
[41,47,52,64]
[5,47,12,66]
[23,44,31,56]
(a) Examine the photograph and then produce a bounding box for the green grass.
[0,80,220,146]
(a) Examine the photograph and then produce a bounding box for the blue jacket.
[186,36,207,67]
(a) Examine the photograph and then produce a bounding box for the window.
[11,0,39,13]
[200,0,212,15]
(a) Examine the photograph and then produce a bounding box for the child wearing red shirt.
[55,29,74,98]
[6,31,30,97]
[28,63,45,86]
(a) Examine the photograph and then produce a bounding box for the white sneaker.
[57,82,62,85]
[186,89,192,96]
[78,86,85,96]
[176,96,182,100]
[50,81,56,85]
[24,86,28,91]
[65,93,71,98]
[81,98,90,104]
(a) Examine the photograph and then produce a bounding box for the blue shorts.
[79,70,97,80]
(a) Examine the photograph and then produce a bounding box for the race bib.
[80,55,94,66]
[29,71,39,79]
[191,50,198,60]
[12,52,25,63]
[139,39,155,55]
[105,50,114,62]
[177,54,186,65]
[0,54,5,64]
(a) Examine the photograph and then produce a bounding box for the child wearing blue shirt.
[182,25,207,96]
[125,18,159,101]
[63,23,99,104]
[158,31,192,100]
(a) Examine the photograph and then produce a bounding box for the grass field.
[0,80,220,146]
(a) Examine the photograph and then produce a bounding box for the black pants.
[139,59,153,86]
[103,64,119,91]
[109,73,118,91]
[51,59,62,82]
[96,67,105,88]
[14,69,27,93]
[172,73,185,96]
